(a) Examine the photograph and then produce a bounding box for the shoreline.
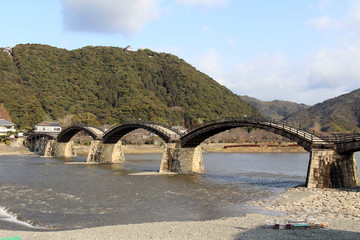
[0,143,307,156]
[0,187,359,239]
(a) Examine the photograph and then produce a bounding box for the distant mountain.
[241,95,309,121]
[284,88,360,133]
[0,44,260,129]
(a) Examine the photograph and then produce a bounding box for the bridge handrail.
[180,117,269,136]
[104,121,181,140]
[320,133,360,143]
[26,132,58,139]
[60,124,105,134]
[180,117,321,140]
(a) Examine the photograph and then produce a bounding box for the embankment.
[0,143,33,156]
[202,143,307,153]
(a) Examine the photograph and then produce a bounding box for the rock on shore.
[251,187,360,232]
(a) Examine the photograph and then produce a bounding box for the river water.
[0,152,358,230]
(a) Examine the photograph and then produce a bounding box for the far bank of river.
[0,142,306,156]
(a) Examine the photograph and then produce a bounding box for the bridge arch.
[102,123,180,144]
[26,133,57,153]
[180,120,321,152]
[26,133,57,142]
[57,126,104,143]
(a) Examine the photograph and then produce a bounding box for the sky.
[1,0,360,105]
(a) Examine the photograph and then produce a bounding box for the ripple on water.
[0,153,311,230]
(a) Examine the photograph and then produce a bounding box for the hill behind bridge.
[241,95,309,121]
[0,44,259,129]
[285,88,360,133]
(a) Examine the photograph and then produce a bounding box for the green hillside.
[0,44,259,129]
[241,95,309,121]
[285,88,360,133]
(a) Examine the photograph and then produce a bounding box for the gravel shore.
[0,187,359,239]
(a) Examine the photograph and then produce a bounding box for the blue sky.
[2,0,360,105]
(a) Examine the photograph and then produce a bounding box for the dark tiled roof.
[0,119,15,126]
[34,121,61,127]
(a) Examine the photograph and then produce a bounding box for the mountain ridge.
[284,88,360,132]
[0,44,260,129]
[241,95,309,121]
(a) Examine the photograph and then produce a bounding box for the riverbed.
[0,152,359,232]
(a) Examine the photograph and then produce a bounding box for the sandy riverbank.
[0,187,359,239]
[0,144,34,156]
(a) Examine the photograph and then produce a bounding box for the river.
[0,152,358,230]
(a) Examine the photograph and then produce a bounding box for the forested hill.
[0,44,259,129]
[241,95,309,121]
[285,88,360,133]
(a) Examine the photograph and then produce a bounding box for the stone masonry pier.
[306,148,359,188]
[160,142,204,174]
[44,140,76,158]
[86,141,125,163]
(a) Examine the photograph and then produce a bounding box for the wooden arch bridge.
[26,118,360,188]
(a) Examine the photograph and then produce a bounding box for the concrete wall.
[306,149,359,188]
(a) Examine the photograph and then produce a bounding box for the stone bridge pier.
[86,141,125,163]
[160,142,204,174]
[44,140,76,158]
[306,148,359,188]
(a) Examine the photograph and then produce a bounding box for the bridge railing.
[180,116,269,136]
[180,117,326,143]
[59,124,105,137]
[320,133,360,143]
[265,121,326,143]
[104,121,181,140]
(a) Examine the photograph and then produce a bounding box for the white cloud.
[191,49,225,83]
[176,0,231,8]
[202,26,212,34]
[221,44,360,105]
[210,1,359,105]
[308,16,337,30]
[227,54,307,102]
[61,0,159,35]
[308,2,360,41]
[226,37,234,46]
[305,46,360,90]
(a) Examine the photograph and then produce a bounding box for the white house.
[2,47,12,55]
[0,119,16,135]
[124,45,135,52]
[33,121,62,133]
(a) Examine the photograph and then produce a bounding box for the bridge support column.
[29,137,34,152]
[34,136,40,153]
[43,140,57,157]
[86,141,125,163]
[306,149,359,188]
[160,143,204,174]
[52,141,76,158]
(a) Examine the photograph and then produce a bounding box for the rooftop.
[0,119,15,126]
[34,121,61,127]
